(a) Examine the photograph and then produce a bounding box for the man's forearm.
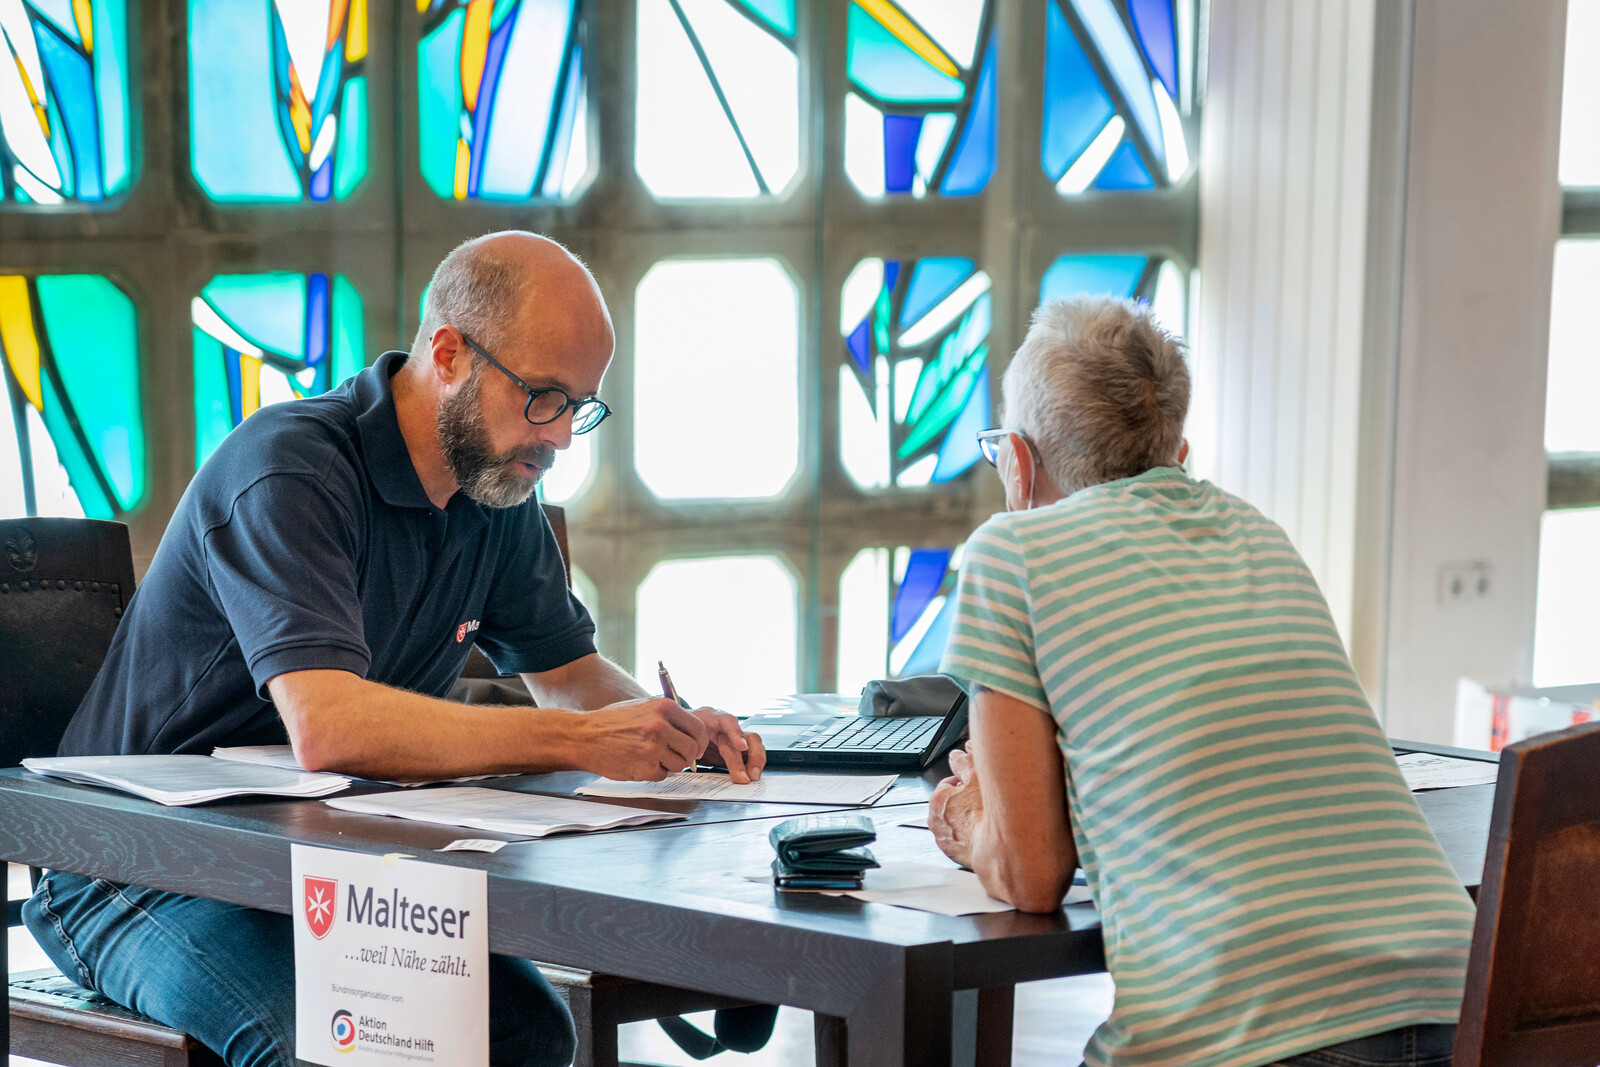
[521,652,647,711]
[273,670,599,781]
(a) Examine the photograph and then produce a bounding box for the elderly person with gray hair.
[930,297,1475,1067]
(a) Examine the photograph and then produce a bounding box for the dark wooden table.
[0,746,1497,1067]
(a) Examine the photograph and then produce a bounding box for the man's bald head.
[411,231,612,360]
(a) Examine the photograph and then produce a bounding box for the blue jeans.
[1266,1023,1456,1066]
[23,870,576,1067]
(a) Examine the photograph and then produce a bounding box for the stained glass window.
[417,0,589,202]
[188,0,369,202]
[839,255,991,489]
[0,0,131,204]
[635,554,797,709]
[1039,252,1187,338]
[192,271,365,464]
[1042,0,1192,194]
[634,0,799,199]
[844,0,994,198]
[634,258,799,499]
[836,543,959,692]
[0,274,143,518]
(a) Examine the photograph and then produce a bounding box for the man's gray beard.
[436,368,547,509]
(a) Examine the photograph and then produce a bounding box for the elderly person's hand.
[929,744,985,869]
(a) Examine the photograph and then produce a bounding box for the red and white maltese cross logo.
[304,876,338,940]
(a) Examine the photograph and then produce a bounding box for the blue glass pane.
[1130,0,1179,99]
[94,0,132,194]
[1070,0,1163,167]
[847,4,964,104]
[1042,0,1114,181]
[900,257,973,330]
[29,0,80,41]
[1040,254,1148,302]
[1094,140,1155,189]
[540,43,585,197]
[883,113,921,193]
[734,0,796,36]
[892,547,952,642]
[846,320,872,374]
[189,0,302,200]
[900,594,956,676]
[480,0,574,199]
[469,10,520,197]
[932,366,989,482]
[304,273,330,371]
[32,20,103,200]
[939,33,996,195]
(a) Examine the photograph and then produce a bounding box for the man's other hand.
[690,708,766,784]
[929,744,985,868]
[578,697,710,781]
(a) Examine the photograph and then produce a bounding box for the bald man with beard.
[28,233,765,1067]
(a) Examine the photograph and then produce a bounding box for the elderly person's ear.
[1178,438,1190,466]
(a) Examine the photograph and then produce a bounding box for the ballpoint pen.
[657,660,696,773]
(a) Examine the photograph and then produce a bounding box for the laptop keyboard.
[792,716,941,751]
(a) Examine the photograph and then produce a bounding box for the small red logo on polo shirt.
[456,619,480,643]
[304,876,338,940]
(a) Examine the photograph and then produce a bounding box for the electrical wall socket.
[1439,561,1493,605]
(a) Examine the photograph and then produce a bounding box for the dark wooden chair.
[1454,720,1600,1067]
[1,516,224,1065]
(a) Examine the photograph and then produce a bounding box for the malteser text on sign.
[292,844,488,1065]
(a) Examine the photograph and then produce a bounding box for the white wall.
[1193,0,1379,643]
[1383,2,1564,742]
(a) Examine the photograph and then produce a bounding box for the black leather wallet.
[769,813,879,888]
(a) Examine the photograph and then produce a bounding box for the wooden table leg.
[974,986,1015,1067]
[815,944,955,1067]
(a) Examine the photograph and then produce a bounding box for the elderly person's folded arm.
[929,685,1079,913]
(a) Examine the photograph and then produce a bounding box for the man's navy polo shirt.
[60,351,596,756]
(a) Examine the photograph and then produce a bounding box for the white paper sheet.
[23,755,351,806]
[213,745,507,788]
[1395,752,1500,791]
[325,786,685,837]
[436,839,513,853]
[576,772,897,806]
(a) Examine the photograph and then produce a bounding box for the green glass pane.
[333,76,369,200]
[418,8,466,199]
[332,274,365,384]
[734,0,796,36]
[192,329,234,463]
[35,275,143,510]
[898,343,986,457]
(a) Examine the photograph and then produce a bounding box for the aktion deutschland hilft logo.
[304,876,338,940]
[330,1009,356,1052]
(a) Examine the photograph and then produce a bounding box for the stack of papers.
[23,755,351,806]
[325,786,686,838]
[577,772,896,806]
[212,745,507,788]
[1395,752,1501,791]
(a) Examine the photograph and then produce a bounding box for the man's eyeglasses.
[976,427,1037,467]
[457,330,612,434]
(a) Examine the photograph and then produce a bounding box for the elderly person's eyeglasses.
[456,330,613,434]
[976,428,1039,467]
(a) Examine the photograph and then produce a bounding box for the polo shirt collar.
[355,351,452,513]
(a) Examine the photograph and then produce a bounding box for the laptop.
[740,693,969,771]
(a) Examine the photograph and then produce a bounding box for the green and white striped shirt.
[941,468,1474,1067]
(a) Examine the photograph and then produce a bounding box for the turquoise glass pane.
[193,272,365,465]
[839,255,991,489]
[188,0,368,202]
[734,0,794,36]
[418,0,586,202]
[847,4,963,104]
[1042,0,1115,181]
[0,1,132,204]
[333,75,368,199]
[1039,254,1148,302]
[0,275,143,518]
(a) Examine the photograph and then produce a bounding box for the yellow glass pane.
[0,277,43,411]
[240,354,262,419]
[346,0,368,61]
[461,0,493,112]
[853,0,959,77]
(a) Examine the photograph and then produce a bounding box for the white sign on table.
[291,844,488,1065]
